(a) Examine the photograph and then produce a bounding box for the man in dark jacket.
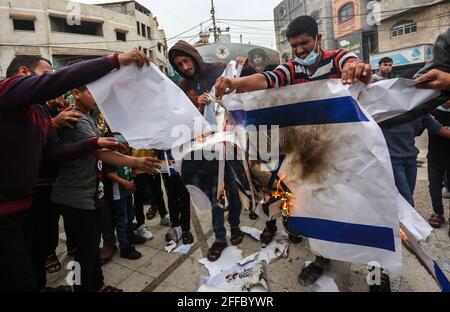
[169,41,245,262]
[0,48,151,291]
[169,40,227,114]
[416,28,450,232]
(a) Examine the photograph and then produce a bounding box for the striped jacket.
[263,50,358,88]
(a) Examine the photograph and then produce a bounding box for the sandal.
[230,227,244,246]
[146,207,157,220]
[46,254,62,274]
[298,257,331,286]
[207,242,228,262]
[428,214,445,229]
[369,272,391,292]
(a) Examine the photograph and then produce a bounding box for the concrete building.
[370,0,450,76]
[332,0,378,63]
[273,0,336,62]
[0,0,168,78]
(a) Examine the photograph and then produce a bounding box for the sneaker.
[443,188,450,199]
[182,231,194,245]
[260,227,276,245]
[160,216,172,227]
[369,272,391,292]
[120,246,142,260]
[165,227,182,243]
[135,225,154,241]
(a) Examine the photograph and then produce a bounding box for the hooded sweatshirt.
[0,55,120,216]
[169,40,226,113]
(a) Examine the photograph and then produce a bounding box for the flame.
[271,176,293,216]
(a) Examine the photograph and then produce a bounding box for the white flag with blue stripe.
[222,79,404,274]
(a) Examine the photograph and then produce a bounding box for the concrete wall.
[377,1,450,53]
[274,0,336,61]
[0,0,168,77]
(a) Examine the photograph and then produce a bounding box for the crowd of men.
[1,15,449,292]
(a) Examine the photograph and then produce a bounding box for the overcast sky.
[78,0,281,49]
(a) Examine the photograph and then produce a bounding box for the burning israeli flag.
[221,79,437,276]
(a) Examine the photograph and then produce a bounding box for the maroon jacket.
[0,54,120,216]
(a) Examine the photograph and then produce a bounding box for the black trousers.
[30,185,61,290]
[0,210,35,292]
[58,204,104,292]
[134,173,168,227]
[162,173,191,232]
[428,162,450,216]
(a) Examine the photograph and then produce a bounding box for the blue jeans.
[428,163,450,216]
[391,158,417,207]
[212,164,242,242]
[112,197,134,249]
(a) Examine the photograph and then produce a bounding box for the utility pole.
[209,0,229,43]
[210,0,218,42]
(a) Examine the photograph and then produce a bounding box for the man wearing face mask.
[215,15,373,288]
[215,15,371,98]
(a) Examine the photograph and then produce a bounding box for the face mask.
[437,106,450,112]
[295,36,319,66]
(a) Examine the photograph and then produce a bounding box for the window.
[391,21,417,38]
[12,19,35,31]
[339,3,354,24]
[141,23,146,37]
[116,31,126,41]
[146,26,151,39]
[148,50,153,59]
[137,21,140,35]
[157,43,163,53]
[279,6,286,19]
[50,16,103,36]
[143,48,148,55]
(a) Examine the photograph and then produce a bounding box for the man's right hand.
[133,157,162,175]
[215,77,238,100]
[97,137,127,153]
[117,48,151,68]
[198,94,210,106]
[52,106,81,129]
